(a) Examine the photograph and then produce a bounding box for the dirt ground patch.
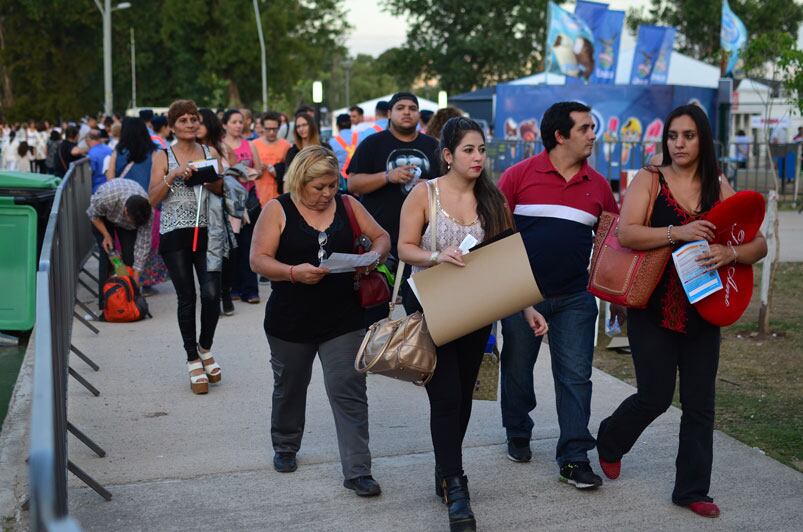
[594,262,803,472]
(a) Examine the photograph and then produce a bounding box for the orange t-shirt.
[253,138,292,205]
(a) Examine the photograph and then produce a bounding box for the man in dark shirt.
[497,101,623,490]
[347,91,439,256]
[347,92,439,325]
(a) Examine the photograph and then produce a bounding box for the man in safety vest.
[329,113,361,191]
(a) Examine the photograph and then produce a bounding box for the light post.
[253,0,268,111]
[438,90,448,109]
[343,59,352,108]
[130,28,136,109]
[94,0,131,116]
[312,81,323,128]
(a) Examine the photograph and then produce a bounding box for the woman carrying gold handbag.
[397,118,548,532]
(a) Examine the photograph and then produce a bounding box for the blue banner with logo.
[630,25,676,85]
[574,2,625,85]
[721,0,748,76]
[546,1,595,80]
[494,83,716,175]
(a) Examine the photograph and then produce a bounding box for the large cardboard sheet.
[410,232,543,346]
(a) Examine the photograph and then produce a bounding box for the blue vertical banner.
[721,0,748,76]
[546,1,596,80]
[630,25,676,85]
[575,2,625,84]
[650,27,676,84]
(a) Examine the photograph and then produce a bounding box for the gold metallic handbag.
[473,346,499,401]
[354,181,439,386]
[354,260,437,386]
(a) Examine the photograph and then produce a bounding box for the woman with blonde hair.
[250,145,390,496]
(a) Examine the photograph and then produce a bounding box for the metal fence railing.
[29,159,110,531]
[485,140,801,202]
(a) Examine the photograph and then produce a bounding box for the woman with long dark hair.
[107,117,155,190]
[198,108,233,169]
[398,117,548,532]
[596,105,767,518]
[284,113,321,169]
[107,117,167,293]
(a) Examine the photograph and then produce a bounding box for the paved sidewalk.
[49,282,802,531]
[779,211,803,262]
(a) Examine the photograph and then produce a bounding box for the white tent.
[331,93,440,123]
[509,49,721,88]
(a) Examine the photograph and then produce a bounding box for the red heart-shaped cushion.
[695,191,765,327]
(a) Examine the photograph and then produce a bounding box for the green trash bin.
[0,171,61,331]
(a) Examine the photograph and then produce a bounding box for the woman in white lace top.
[149,99,225,395]
[398,117,547,531]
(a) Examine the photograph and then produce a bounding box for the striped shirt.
[498,150,618,297]
[86,179,152,271]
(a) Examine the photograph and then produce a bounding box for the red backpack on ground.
[102,273,151,322]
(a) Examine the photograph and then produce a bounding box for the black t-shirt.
[56,140,80,177]
[347,130,439,250]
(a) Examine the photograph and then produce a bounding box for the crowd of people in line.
[15,90,768,531]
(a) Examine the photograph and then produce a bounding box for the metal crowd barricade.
[29,160,111,532]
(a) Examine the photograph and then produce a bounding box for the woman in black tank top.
[250,146,390,494]
[596,106,767,518]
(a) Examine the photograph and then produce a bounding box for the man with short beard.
[348,92,439,324]
[348,92,439,257]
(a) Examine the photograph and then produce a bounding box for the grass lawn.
[593,261,803,472]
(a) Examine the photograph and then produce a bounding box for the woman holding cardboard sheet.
[398,117,547,532]
[595,105,767,518]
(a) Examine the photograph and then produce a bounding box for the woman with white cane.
[149,99,226,394]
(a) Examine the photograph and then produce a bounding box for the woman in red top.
[596,105,767,518]
[223,109,263,304]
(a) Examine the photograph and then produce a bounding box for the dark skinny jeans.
[425,325,492,478]
[161,247,221,362]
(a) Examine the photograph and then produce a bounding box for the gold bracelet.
[163,173,175,192]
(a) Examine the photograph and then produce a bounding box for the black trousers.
[425,324,492,478]
[92,221,137,308]
[596,309,720,505]
[161,247,221,362]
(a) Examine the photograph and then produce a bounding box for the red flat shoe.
[687,501,720,518]
[599,457,620,480]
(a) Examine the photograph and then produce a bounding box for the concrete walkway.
[779,211,803,262]
[43,279,801,532]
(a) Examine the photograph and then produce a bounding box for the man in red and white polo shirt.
[498,101,621,490]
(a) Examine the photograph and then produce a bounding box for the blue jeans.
[500,290,598,467]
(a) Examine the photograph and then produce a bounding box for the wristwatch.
[429,250,439,265]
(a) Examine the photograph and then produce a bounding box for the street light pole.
[94,0,130,116]
[343,59,352,108]
[312,81,323,129]
[130,28,136,109]
[253,0,268,111]
[102,0,112,115]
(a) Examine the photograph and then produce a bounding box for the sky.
[344,0,803,58]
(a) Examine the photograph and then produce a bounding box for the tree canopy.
[0,0,351,120]
[381,0,552,95]
[627,0,803,65]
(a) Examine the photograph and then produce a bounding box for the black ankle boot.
[435,467,470,501]
[442,475,476,531]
